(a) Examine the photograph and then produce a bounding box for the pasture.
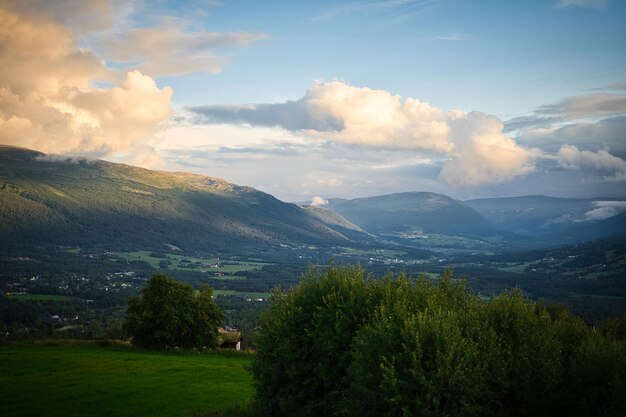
[0,342,253,417]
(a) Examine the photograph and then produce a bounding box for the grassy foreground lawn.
[0,342,253,417]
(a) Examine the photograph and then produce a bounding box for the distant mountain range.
[2,146,625,255]
[302,193,626,248]
[0,146,352,254]
[466,196,626,244]
[323,192,498,238]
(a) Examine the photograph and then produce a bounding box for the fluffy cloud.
[556,145,626,180]
[440,113,540,186]
[0,5,172,164]
[189,81,539,186]
[0,1,268,166]
[310,196,329,206]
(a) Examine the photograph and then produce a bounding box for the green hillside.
[0,146,348,254]
[0,342,252,417]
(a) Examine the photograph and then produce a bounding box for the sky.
[1,0,625,202]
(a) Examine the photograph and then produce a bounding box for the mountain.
[0,146,351,254]
[324,192,498,238]
[466,195,626,243]
[300,205,374,241]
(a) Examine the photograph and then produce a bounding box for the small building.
[218,327,243,350]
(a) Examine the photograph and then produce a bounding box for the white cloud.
[556,145,626,180]
[310,196,329,206]
[190,81,540,186]
[103,25,267,77]
[584,201,626,221]
[440,112,541,186]
[0,1,267,168]
[0,4,172,167]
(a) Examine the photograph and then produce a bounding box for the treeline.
[252,266,626,417]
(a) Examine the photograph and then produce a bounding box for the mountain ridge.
[0,146,351,254]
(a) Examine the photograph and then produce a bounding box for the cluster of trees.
[123,275,223,349]
[251,266,626,417]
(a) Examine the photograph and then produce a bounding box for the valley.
[1,146,625,342]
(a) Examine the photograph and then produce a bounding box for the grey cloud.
[537,93,626,119]
[506,93,626,134]
[504,115,564,132]
[516,116,626,156]
[189,101,344,132]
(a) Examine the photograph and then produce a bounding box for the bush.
[251,266,626,417]
[123,274,223,349]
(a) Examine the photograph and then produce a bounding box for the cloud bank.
[189,81,539,186]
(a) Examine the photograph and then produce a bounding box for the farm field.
[0,342,253,417]
[213,290,271,299]
[6,294,74,302]
[115,251,271,276]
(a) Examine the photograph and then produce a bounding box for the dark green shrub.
[251,266,626,417]
[123,274,223,349]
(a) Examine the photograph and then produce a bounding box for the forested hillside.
[0,146,350,254]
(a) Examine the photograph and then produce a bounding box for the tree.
[251,265,382,417]
[123,274,223,349]
[251,266,626,417]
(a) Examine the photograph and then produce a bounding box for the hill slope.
[0,146,349,254]
[325,192,498,237]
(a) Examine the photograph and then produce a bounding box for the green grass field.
[338,247,408,257]
[116,251,270,275]
[0,342,253,417]
[7,294,74,301]
[213,290,271,299]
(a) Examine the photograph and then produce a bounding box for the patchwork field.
[0,342,253,417]
[6,294,75,302]
[116,251,270,277]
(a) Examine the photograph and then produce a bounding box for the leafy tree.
[251,265,382,417]
[123,274,223,349]
[251,266,626,417]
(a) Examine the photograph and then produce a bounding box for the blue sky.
[1,0,626,202]
[163,0,626,116]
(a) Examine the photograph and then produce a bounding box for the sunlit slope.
[0,146,348,252]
